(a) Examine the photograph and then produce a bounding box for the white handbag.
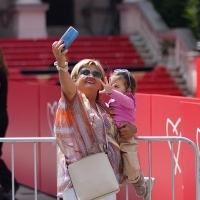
[68,152,120,200]
[68,105,120,200]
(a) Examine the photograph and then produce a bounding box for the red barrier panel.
[4,82,200,199]
[2,81,40,188]
[135,93,152,176]
[151,95,200,200]
[151,95,186,200]
[39,84,60,196]
[135,93,151,136]
[180,101,200,200]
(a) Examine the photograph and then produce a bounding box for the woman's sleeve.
[109,90,135,108]
[54,93,78,159]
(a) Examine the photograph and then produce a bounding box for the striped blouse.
[54,90,126,197]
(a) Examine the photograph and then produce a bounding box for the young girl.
[100,69,154,200]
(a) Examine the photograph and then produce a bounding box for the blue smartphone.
[60,26,79,52]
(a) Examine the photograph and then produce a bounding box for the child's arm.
[100,77,135,107]
[109,90,135,108]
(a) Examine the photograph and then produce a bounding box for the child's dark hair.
[112,69,137,94]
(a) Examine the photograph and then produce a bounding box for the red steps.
[0,36,145,69]
[136,66,184,96]
[1,37,184,96]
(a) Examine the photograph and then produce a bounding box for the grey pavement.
[15,185,57,200]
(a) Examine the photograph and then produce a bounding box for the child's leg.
[118,136,140,183]
[119,137,147,198]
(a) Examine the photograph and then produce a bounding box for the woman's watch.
[54,61,69,72]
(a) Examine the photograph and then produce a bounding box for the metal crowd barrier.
[136,136,199,200]
[0,136,199,200]
[0,137,56,200]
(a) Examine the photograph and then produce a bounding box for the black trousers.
[0,110,8,156]
[0,110,19,193]
[0,159,19,193]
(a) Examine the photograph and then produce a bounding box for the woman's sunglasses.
[114,69,131,88]
[80,69,102,79]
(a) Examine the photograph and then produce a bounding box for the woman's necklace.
[90,103,103,127]
[90,104,97,127]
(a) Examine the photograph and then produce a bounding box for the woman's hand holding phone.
[52,41,68,67]
[60,26,79,52]
[52,26,78,67]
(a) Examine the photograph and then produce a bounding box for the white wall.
[74,0,113,35]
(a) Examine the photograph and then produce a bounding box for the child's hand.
[99,76,116,94]
[119,122,137,140]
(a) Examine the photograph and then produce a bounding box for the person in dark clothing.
[0,47,19,199]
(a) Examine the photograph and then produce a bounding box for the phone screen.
[60,26,79,52]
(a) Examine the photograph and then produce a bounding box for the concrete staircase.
[167,67,191,96]
[129,32,157,67]
[129,32,189,96]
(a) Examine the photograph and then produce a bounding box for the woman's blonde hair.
[71,59,105,82]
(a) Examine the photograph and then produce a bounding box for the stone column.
[12,0,49,38]
[186,51,200,95]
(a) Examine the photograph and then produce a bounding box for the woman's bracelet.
[54,61,69,72]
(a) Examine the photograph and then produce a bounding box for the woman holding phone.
[52,40,137,200]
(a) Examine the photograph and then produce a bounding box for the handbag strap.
[96,104,108,153]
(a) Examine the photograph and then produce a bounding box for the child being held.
[100,69,154,200]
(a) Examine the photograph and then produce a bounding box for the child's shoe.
[143,177,155,200]
[132,172,146,197]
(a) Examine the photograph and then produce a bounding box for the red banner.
[3,81,40,188]
[180,101,200,200]
[196,57,200,97]
[150,95,200,200]
[4,82,200,199]
[151,95,184,200]
[39,84,61,196]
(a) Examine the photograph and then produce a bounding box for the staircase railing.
[118,1,198,95]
